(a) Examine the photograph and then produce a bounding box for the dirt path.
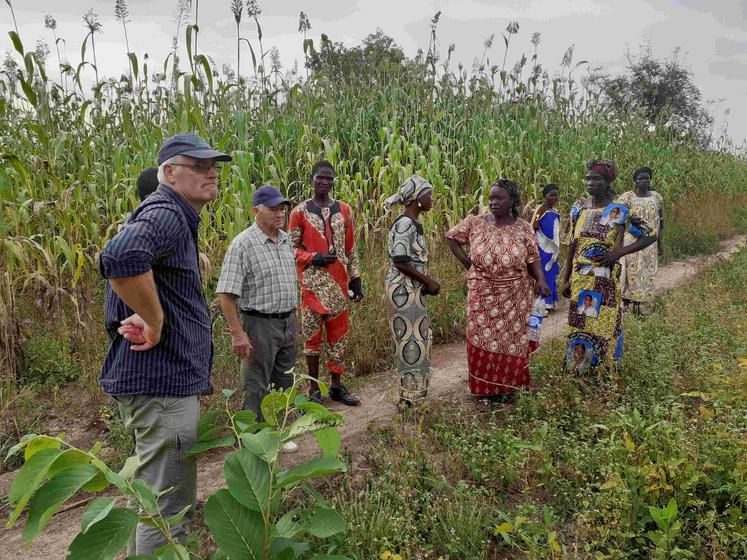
[2,236,743,558]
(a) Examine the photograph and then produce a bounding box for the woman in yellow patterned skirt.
[560,160,657,374]
[384,176,441,405]
[619,166,664,314]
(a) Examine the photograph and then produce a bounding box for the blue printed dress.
[532,207,561,308]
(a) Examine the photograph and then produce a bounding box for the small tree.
[308,29,405,82]
[586,46,714,146]
[6,374,351,559]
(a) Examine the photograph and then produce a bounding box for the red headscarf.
[587,160,617,183]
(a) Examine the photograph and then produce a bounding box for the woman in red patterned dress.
[446,178,550,403]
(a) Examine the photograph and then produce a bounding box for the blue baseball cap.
[253,185,290,207]
[157,133,232,165]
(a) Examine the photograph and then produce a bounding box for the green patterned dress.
[564,199,652,373]
[385,215,431,403]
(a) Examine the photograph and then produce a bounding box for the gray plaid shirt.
[216,223,298,313]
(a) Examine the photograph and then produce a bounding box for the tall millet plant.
[231,0,242,79]
[82,9,103,84]
[44,14,66,93]
[114,0,133,85]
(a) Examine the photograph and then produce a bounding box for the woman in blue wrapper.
[530,184,561,314]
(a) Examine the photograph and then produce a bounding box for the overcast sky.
[4,1,747,148]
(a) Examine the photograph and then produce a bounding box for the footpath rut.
[1,235,744,559]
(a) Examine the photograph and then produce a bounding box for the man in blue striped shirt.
[99,133,231,555]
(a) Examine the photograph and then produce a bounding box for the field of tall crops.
[1,10,747,390]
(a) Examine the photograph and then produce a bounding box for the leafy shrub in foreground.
[5,374,350,560]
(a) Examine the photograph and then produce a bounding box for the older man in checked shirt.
[216,186,299,437]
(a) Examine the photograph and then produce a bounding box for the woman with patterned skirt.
[560,160,657,374]
[384,176,441,406]
[446,178,550,403]
[619,166,664,314]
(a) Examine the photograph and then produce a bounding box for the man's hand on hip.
[118,314,162,351]
[231,330,253,361]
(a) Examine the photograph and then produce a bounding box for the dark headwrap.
[542,183,559,196]
[633,166,652,181]
[587,160,618,183]
[491,176,520,218]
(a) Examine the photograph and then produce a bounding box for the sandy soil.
[1,235,743,559]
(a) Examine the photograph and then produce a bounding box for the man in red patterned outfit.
[289,161,362,405]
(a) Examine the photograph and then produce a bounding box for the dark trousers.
[240,312,297,420]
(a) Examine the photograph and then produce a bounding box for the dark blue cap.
[253,185,290,207]
[157,133,232,165]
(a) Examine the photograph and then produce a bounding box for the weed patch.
[329,248,747,559]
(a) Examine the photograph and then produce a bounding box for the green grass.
[322,248,747,559]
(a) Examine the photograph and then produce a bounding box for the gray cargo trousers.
[115,394,199,556]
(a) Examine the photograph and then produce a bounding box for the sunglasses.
[169,160,223,173]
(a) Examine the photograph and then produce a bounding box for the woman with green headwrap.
[384,175,440,406]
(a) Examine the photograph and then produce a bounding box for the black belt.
[242,309,293,319]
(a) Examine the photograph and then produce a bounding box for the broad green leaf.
[286,413,341,441]
[23,464,99,544]
[131,479,158,514]
[195,54,213,92]
[9,31,24,56]
[269,538,310,559]
[49,449,90,477]
[66,508,138,560]
[196,410,222,441]
[119,455,140,480]
[260,392,288,426]
[224,449,271,512]
[80,497,117,533]
[153,542,191,560]
[6,447,62,527]
[303,507,346,538]
[313,428,341,457]
[204,489,265,560]
[164,504,193,527]
[82,472,109,493]
[222,388,236,399]
[495,522,514,534]
[127,52,139,82]
[240,429,281,463]
[5,433,37,460]
[187,435,236,457]
[293,401,327,414]
[293,374,329,396]
[91,458,128,493]
[273,508,301,539]
[649,498,678,531]
[276,456,346,488]
[25,435,62,461]
[233,410,258,433]
[270,548,295,560]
